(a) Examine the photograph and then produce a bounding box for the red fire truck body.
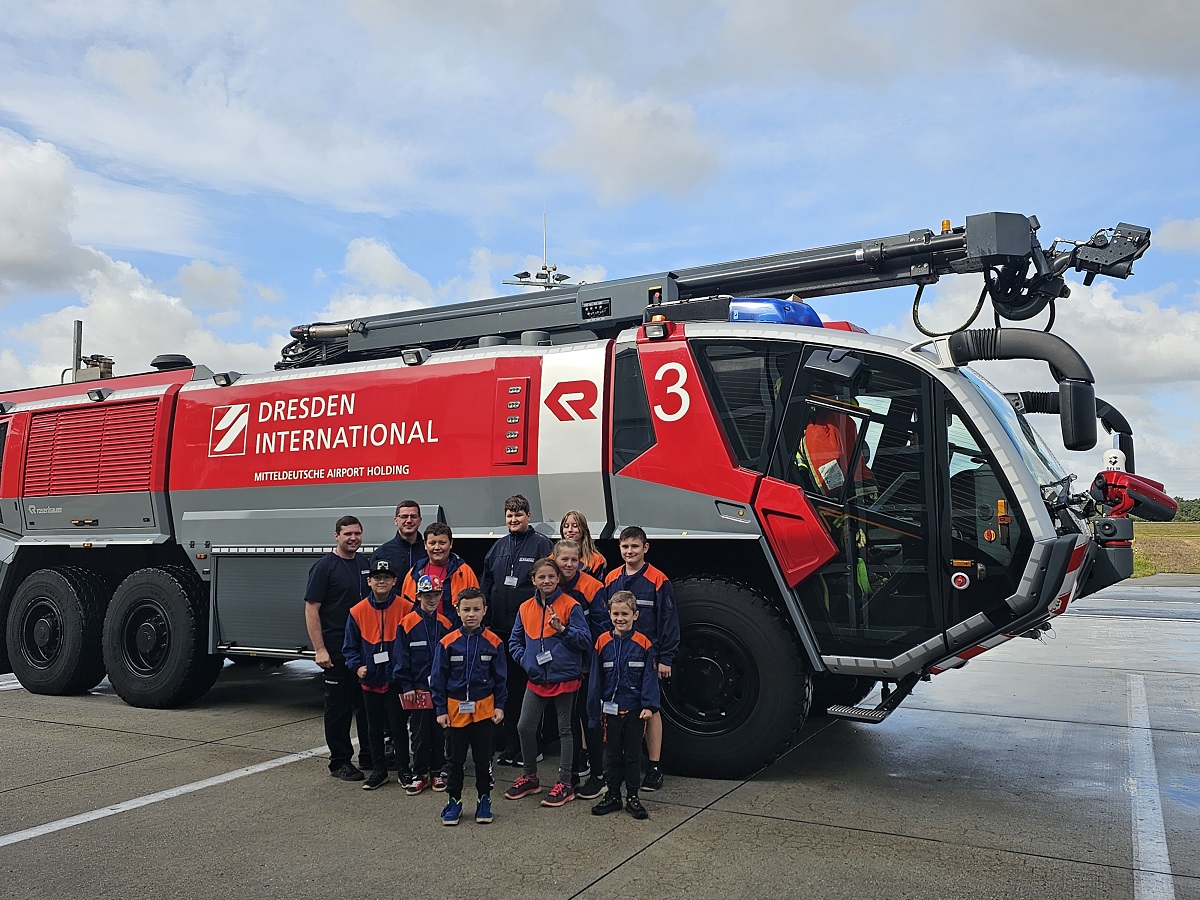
[0,213,1176,776]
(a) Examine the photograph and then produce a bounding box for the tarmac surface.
[1,574,1198,900]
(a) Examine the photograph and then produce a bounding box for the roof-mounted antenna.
[503,210,573,290]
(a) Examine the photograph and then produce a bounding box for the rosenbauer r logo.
[209,403,250,457]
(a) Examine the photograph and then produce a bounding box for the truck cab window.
[612,347,657,472]
[776,350,938,660]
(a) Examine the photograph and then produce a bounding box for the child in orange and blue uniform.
[588,590,659,819]
[395,574,454,795]
[430,587,507,825]
[342,558,410,790]
[596,525,679,792]
[554,539,607,799]
[399,522,479,627]
[504,557,592,808]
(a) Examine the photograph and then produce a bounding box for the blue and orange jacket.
[430,627,508,727]
[342,593,407,689]
[596,563,680,666]
[587,629,660,727]
[393,607,453,694]
[582,549,607,582]
[509,589,592,686]
[399,553,478,627]
[561,570,604,637]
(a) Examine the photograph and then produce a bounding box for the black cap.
[368,559,396,577]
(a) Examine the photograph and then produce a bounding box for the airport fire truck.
[0,212,1176,777]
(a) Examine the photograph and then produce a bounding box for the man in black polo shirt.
[370,499,426,586]
[304,515,373,780]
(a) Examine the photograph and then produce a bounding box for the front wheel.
[103,566,223,708]
[661,578,811,778]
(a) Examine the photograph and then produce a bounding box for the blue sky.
[1,1,1198,495]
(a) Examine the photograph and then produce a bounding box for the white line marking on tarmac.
[1128,674,1175,900]
[0,743,328,848]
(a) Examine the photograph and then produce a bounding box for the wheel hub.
[677,654,727,707]
[136,621,163,655]
[662,624,758,734]
[33,615,59,652]
[20,598,64,668]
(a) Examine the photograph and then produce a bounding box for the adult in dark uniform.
[304,515,373,780]
[370,500,426,586]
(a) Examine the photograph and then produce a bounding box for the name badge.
[602,661,614,668]
[360,569,370,576]
[504,575,519,587]
[373,651,389,664]
[602,701,619,715]
[481,654,492,662]
[637,598,654,606]
[410,640,427,647]
[450,655,464,662]
[458,700,476,714]
[536,650,554,665]
[628,660,645,668]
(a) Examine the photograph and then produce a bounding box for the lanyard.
[421,611,437,651]
[506,531,532,576]
[463,630,475,702]
[340,554,361,597]
[609,632,626,704]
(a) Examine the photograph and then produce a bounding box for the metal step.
[826,704,892,724]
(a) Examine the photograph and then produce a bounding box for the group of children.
[341,495,679,826]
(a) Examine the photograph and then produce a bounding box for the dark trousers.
[499,643,527,755]
[604,712,646,797]
[362,687,405,776]
[446,719,494,800]
[410,708,445,775]
[323,663,371,772]
[572,684,603,775]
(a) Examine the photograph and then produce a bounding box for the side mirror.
[1059,379,1097,451]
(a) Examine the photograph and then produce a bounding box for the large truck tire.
[103,566,223,708]
[5,567,108,695]
[662,577,811,779]
[811,673,877,715]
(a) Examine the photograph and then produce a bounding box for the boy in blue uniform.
[431,587,507,825]
[481,494,554,765]
[342,558,409,790]
[395,574,453,794]
[598,525,679,792]
[588,590,659,819]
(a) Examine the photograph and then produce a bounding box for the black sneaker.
[592,793,623,816]
[641,767,664,792]
[496,752,519,767]
[576,774,606,800]
[330,764,365,782]
[626,795,649,820]
[362,770,389,791]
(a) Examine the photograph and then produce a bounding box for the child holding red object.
[395,574,453,794]
[504,557,591,808]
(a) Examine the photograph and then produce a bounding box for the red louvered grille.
[25,401,159,496]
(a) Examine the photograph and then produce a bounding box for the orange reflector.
[997,499,1007,516]
[651,314,667,322]
[951,559,973,567]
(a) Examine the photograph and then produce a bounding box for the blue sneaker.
[475,794,493,824]
[441,797,462,826]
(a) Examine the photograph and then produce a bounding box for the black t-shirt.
[305,552,368,664]
[370,532,427,587]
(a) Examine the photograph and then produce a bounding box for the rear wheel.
[103,566,223,708]
[5,567,108,694]
[661,578,811,778]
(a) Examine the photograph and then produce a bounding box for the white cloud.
[880,276,1200,495]
[176,260,244,310]
[342,238,435,301]
[1157,218,1200,253]
[0,129,281,384]
[540,79,720,205]
[71,171,211,257]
